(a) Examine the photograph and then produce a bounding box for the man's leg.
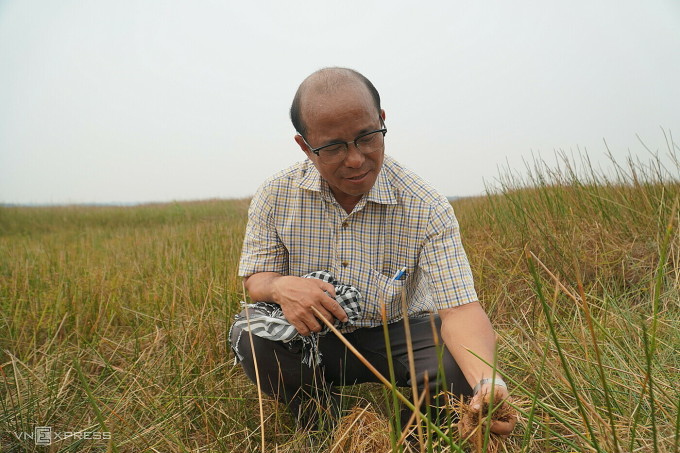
[230,311,341,429]
[388,315,473,424]
[319,315,473,422]
[231,312,470,427]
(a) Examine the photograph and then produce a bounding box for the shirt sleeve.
[238,182,289,278]
[418,197,478,309]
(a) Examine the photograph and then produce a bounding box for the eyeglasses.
[301,120,387,164]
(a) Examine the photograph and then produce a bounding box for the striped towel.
[229,270,362,367]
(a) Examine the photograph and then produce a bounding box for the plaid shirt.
[238,155,478,330]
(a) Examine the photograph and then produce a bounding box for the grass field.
[1,146,679,452]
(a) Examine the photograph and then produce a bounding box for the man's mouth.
[346,171,369,181]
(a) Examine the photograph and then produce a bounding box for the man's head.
[291,68,386,210]
[290,68,382,137]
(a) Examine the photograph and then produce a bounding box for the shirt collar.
[296,158,397,206]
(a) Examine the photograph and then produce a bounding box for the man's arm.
[439,301,516,435]
[244,272,348,336]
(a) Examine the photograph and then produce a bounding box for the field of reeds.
[1,139,679,452]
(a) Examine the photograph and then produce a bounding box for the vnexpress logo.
[8,426,110,446]
[34,426,52,445]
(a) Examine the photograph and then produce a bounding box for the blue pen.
[391,266,407,281]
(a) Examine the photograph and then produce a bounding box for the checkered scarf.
[229,270,362,367]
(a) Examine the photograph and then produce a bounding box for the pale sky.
[1,0,679,205]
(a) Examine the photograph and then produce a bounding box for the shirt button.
[341,261,349,268]
[342,221,349,228]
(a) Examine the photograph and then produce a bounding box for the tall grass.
[1,135,678,451]
[456,134,679,452]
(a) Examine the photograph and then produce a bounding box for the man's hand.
[468,384,517,435]
[244,273,348,336]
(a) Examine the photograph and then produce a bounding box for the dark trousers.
[230,311,473,428]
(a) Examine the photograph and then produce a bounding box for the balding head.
[290,67,381,136]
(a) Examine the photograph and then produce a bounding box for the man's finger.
[286,306,321,336]
[292,320,310,336]
[490,418,516,436]
[299,316,321,335]
[316,280,336,298]
[299,308,325,333]
[313,306,334,324]
[320,297,348,322]
[473,387,509,407]
[469,392,484,411]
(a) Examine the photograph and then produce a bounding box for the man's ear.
[380,109,386,122]
[295,134,312,158]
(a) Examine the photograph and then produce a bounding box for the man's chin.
[341,181,376,197]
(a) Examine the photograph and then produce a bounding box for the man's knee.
[229,314,310,391]
[229,320,257,379]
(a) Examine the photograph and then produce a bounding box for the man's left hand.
[468,384,517,435]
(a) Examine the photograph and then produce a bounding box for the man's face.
[295,84,386,207]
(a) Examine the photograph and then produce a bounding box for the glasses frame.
[300,119,387,163]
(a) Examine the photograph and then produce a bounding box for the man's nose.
[343,142,364,167]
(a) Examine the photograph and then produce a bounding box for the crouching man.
[230,67,516,436]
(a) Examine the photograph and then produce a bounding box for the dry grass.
[330,403,392,452]
[1,137,679,452]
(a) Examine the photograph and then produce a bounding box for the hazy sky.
[1,0,679,205]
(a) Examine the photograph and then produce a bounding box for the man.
[230,67,516,436]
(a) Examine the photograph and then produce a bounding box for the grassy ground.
[1,147,678,452]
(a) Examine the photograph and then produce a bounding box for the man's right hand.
[244,273,348,336]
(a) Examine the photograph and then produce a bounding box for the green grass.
[1,139,679,451]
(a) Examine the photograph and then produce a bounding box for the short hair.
[290,67,381,137]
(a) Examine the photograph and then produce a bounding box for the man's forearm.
[438,301,502,389]
[243,272,284,302]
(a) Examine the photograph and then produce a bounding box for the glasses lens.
[316,129,385,164]
[318,144,347,163]
[356,130,383,148]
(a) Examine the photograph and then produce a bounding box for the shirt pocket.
[365,267,408,323]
